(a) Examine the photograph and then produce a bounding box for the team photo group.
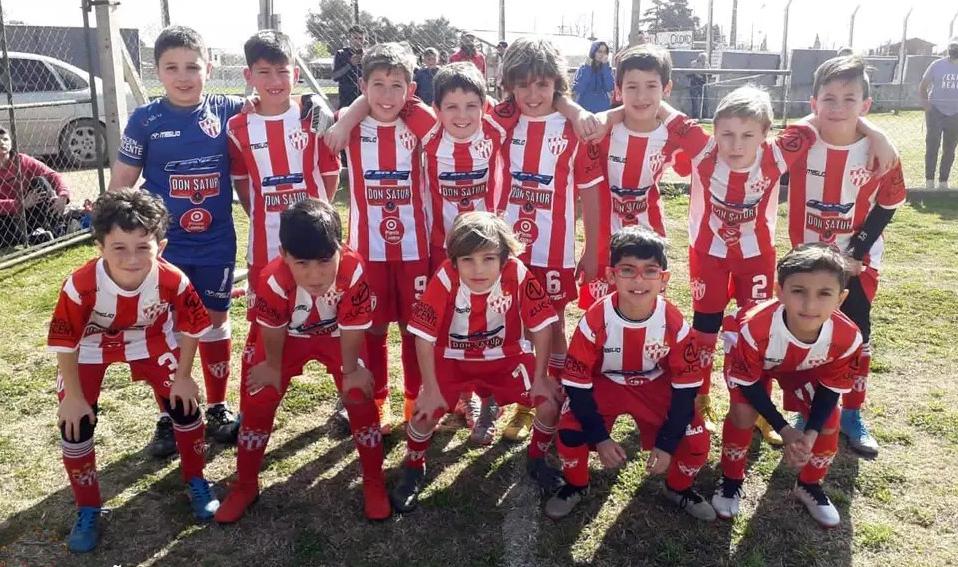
[48,21,912,555]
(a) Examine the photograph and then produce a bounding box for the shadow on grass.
[906,193,958,220]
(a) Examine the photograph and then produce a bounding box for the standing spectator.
[332,25,365,109]
[0,126,71,246]
[494,40,508,98]
[919,37,958,189]
[689,52,709,119]
[571,41,615,113]
[414,47,440,105]
[449,32,486,77]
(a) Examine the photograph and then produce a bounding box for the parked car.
[0,52,135,168]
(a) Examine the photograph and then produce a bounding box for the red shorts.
[558,376,706,451]
[577,276,616,309]
[726,372,843,427]
[429,245,448,276]
[240,335,348,407]
[56,350,180,404]
[688,247,774,313]
[435,354,539,409]
[366,259,430,326]
[529,266,577,311]
[858,266,879,303]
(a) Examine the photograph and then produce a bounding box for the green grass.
[1,194,958,565]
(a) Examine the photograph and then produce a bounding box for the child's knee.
[728,402,758,429]
[535,399,560,423]
[162,399,202,426]
[59,406,98,442]
[558,428,586,448]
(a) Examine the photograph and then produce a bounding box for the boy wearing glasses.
[544,226,714,522]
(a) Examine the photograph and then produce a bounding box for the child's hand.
[58,394,95,442]
[241,95,260,115]
[323,122,351,154]
[342,366,373,401]
[782,425,813,468]
[596,439,627,469]
[866,130,899,176]
[573,110,603,143]
[413,387,448,423]
[575,248,599,286]
[247,362,281,396]
[844,256,864,276]
[169,377,200,415]
[529,374,563,406]
[645,448,672,476]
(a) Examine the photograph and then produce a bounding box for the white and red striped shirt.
[227,96,340,268]
[725,299,863,394]
[47,258,212,364]
[255,248,373,339]
[407,257,558,361]
[787,130,907,271]
[488,110,603,269]
[423,120,506,250]
[594,116,684,261]
[563,294,701,390]
[670,116,817,260]
[344,100,436,262]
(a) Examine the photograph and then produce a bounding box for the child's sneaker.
[663,485,716,521]
[793,480,840,528]
[711,476,745,519]
[391,466,426,513]
[460,392,481,429]
[544,484,588,520]
[939,180,950,190]
[376,397,394,436]
[363,476,392,520]
[146,415,177,458]
[205,404,239,444]
[755,415,783,446]
[186,477,220,522]
[503,404,534,441]
[925,179,936,190]
[67,506,102,553]
[214,482,259,524]
[841,408,879,457]
[527,456,564,493]
[469,398,501,445]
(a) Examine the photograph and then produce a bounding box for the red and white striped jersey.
[670,116,817,260]
[488,111,603,268]
[423,120,507,249]
[47,258,212,365]
[725,299,863,394]
[593,116,684,263]
[344,99,436,262]
[255,247,373,339]
[562,293,701,390]
[407,257,558,360]
[787,130,907,271]
[227,96,340,268]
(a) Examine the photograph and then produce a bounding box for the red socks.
[367,332,389,401]
[798,428,840,484]
[344,397,386,483]
[720,417,753,481]
[62,438,101,507]
[172,417,207,482]
[404,421,433,470]
[527,415,556,459]
[199,334,231,406]
[842,343,871,410]
[556,434,590,488]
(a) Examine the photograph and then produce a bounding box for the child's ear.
[604,266,615,284]
[613,86,622,103]
[838,288,850,305]
[773,281,783,300]
[157,238,168,257]
[860,97,873,116]
[359,78,367,95]
[204,61,213,79]
[243,67,253,85]
[809,96,819,115]
[407,82,417,98]
[292,66,301,83]
[663,80,673,97]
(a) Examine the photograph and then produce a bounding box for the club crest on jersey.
[399,129,417,151]
[198,113,221,138]
[141,301,170,323]
[488,290,513,314]
[849,166,872,188]
[320,287,344,308]
[691,278,706,301]
[745,175,771,194]
[288,129,310,151]
[647,150,666,174]
[547,135,568,156]
[645,341,669,360]
[472,137,493,160]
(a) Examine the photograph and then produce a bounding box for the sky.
[6,0,957,55]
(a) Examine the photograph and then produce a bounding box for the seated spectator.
[414,47,440,105]
[0,126,72,246]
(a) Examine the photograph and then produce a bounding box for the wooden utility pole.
[628,0,642,45]
[160,0,170,27]
[729,0,738,48]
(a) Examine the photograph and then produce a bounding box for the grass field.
[1,190,956,566]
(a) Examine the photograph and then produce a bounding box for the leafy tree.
[639,0,699,33]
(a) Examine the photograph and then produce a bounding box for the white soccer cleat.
[793,481,841,528]
[711,476,745,520]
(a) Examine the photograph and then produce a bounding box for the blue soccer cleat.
[187,477,220,521]
[840,408,879,457]
[67,506,102,553]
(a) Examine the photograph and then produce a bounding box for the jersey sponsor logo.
[288,129,310,151]
[364,169,411,181]
[605,368,658,386]
[488,291,513,314]
[610,185,651,198]
[262,173,305,186]
[164,155,222,173]
[250,140,269,150]
[412,301,438,328]
[366,185,412,206]
[49,316,73,339]
[512,218,539,245]
[380,217,405,244]
[849,166,872,188]
[169,173,221,204]
[198,113,221,138]
[609,154,627,165]
[613,197,649,218]
[512,171,553,185]
[806,168,826,178]
[717,224,742,245]
[449,325,505,350]
[805,213,854,241]
[264,189,308,212]
[180,208,213,233]
[292,316,338,336]
[547,135,568,156]
[439,183,486,208]
[509,185,553,210]
[711,197,758,225]
[151,130,181,140]
[438,169,488,182]
[119,134,143,158]
[472,138,493,160]
[807,199,855,216]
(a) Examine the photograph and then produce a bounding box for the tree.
[639,0,699,34]
[695,23,725,47]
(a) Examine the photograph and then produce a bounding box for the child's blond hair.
[362,42,416,83]
[499,37,570,97]
[713,85,773,132]
[446,211,524,264]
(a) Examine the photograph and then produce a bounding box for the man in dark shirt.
[332,25,365,109]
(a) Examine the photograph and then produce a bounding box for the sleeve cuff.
[527,314,559,334]
[406,325,437,343]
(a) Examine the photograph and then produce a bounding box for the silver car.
[0,51,135,168]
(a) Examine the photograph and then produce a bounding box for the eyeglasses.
[610,265,665,280]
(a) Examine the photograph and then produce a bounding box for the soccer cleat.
[362,476,392,520]
[403,396,415,424]
[206,405,239,444]
[663,485,716,521]
[67,506,102,553]
[696,394,717,434]
[939,180,950,190]
[793,481,840,528]
[925,179,936,190]
[391,466,426,513]
[711,476,746,520]
[527,457,565,494]
[214,482,259,524]
[792,412,807,432]
[376,397,394,436]
[461,393,481,429]
[755,415,783,446]
[146,416,177,458]
[469,397,501,445]
[840,408,879,457]
[186,477,220,521]
[502,404,534,441]
[544,484,588,520]
[332,398,350,428]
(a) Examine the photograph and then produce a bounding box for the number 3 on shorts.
[751,274,768,300]
[545,270,562,295]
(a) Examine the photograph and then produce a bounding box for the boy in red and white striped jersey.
[786,56,906,456]
[713,243,863,528]
[49,189,218,552]
[390,212,565,513]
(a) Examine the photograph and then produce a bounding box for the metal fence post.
[81,0,106,196]
[0,1,28,244]
[92,0,127,166]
